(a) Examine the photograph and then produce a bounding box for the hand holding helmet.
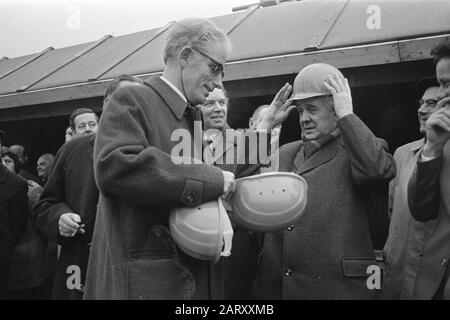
[222,170,236,200]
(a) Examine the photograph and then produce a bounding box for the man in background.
[383,77,441,299]
[33,76,142,300]
[9,144,42,186]
[0,129,28,299]
[36,153,55,185]
[406,40,450,300]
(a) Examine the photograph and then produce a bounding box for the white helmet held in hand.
[169,198,233,263]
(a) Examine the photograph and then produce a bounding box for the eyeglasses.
[418,99,439,108]
[191,47,224,78]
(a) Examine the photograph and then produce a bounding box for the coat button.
[441,258,448,267]
[285,268,293,277]
[186,195,194,203]
[287,225,295,231]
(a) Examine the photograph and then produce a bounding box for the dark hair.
[69,108,98,130]
[416,76,440,99]
[103,75,142,104]
[431,40,450,65]
[1,149,21,173]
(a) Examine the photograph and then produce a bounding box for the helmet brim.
[288,92,330,102]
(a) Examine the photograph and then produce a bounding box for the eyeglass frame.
[417,98,439,109]
[191,47,225,78]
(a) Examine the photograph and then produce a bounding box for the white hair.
[163,17,232,64]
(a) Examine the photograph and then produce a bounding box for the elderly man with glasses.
[84,18,236,300]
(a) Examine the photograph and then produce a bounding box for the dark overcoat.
[253,114,395,299]
[84,76,225,300]
[0,165,28,298]
[33,134,98,299]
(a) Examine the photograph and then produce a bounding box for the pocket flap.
[342,257,376,278]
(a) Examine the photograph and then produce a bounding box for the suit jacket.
[0,165,28,298]
[33,134,98,300]
[83,76,225,300]
[203,128,269,179]
[253,114,395,300]
[203,128,269,299]
[407,141,450,299]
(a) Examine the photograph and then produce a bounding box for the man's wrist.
[336,110,353,119]
[256,120,274,131]
[422,142,444,158]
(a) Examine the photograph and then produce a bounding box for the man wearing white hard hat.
[253,63,396,299]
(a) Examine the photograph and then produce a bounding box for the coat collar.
[293,135,343,175]
[405,138,425,153]
[144,76,188,120]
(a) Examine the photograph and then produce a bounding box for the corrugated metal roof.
[0,42,92,94]
[0,53,37,79]
[0,0,449,107]
[33,29,161,89]
[228,0,346,60]
[322,0,450,49]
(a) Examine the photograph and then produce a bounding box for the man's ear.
[178,47,193,67]
[333,112,339,121]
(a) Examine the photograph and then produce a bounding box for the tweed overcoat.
[84,76,225,300]
[253,114,395,299]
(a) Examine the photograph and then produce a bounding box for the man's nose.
[300,112,311,122]
[212,102,223,111]
[418,102,428,113]
[211,75,222,91]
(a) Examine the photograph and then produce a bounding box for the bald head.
[36,153,55,182]
[249,105,270,130]
[9,145,27,165]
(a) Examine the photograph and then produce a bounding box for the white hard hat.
[169,198,233,263]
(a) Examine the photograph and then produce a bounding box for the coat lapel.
[293,136,343,175]
[204,131,235,164]
[144,76,187,120]
[87,134,95,163]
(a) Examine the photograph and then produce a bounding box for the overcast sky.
[0,0,254,58]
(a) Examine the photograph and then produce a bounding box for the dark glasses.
[191,47,224,78]
[418,99,439,108]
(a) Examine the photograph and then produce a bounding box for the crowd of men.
[0,17,449,300]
